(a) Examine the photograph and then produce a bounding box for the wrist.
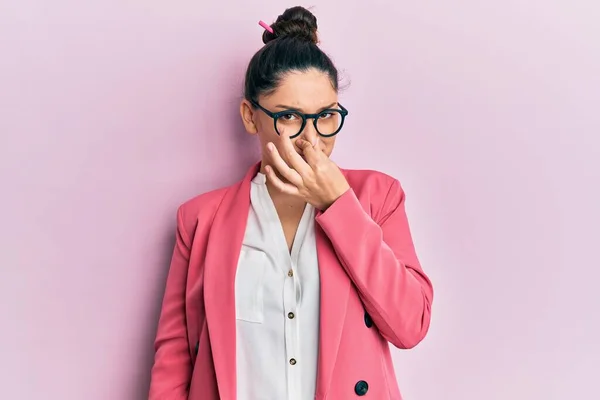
[321,184,350,211]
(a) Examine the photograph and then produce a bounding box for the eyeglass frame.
[250,100,349,139]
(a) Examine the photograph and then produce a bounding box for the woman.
[149,6,433,400]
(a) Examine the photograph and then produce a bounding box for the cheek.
[254,114,276,135]
[256,121,279,144]
[321,138,336,156]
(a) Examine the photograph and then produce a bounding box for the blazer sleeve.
[149,206,192,400]
[315,178,433,349]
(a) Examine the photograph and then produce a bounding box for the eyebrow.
[274,102,338,113]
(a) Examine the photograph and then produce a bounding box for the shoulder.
[341,168,406,220]
[175,185,231,240]
[342,168,404,198]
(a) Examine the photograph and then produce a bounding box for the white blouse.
[235,172,321,400]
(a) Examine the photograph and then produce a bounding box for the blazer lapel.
[315,208,351,398]
[203,162,260,400]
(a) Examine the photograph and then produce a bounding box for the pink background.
[1,1,599,399]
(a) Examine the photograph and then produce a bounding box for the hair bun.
[262,6,319,45]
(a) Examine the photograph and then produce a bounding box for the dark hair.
[243,6,339,102]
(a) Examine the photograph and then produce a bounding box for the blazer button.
[354,380,369,396]
[195,342,199,355]
[364,312,373,328]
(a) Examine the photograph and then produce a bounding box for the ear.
[240,99,258,135]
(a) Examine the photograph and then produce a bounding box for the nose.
[299,120,318,144]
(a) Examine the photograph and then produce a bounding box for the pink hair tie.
[258,20,274,34]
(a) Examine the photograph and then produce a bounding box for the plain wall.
[1,0,599,399]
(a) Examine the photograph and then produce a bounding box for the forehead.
[262,68,337,110]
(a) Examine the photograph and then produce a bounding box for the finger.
[266,142,303,186]
[265,165,300,195]
[295,139,320,167]
[278,132,312,176]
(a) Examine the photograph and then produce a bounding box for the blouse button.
[287,269,294,277]
[289,358,297,365]
[288,312,295,319]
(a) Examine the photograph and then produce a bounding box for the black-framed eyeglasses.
[251,100,348,139]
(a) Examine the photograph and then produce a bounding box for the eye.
[319,112,333,119]
[280,113,298,121]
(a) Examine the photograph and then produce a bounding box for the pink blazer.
[149,162,433,400]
